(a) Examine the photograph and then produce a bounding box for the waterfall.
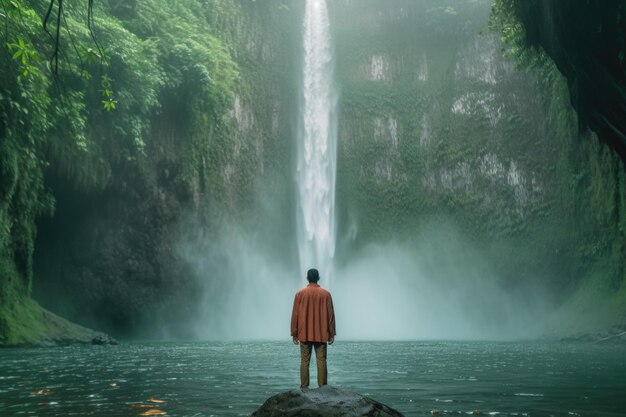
[296,0,338,285]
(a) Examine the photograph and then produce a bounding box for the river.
[1,341,624,416]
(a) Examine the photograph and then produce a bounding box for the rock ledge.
[251,385,405,417]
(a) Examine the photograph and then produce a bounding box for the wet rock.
[250,385,405,417]
[91,333,118,345]
[560,327,626,344]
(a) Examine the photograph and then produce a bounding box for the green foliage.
[100,75,117,110]
[488,0,522,57]
[114,0,238,113]
[0,0,241,343]
[7,37,41,78]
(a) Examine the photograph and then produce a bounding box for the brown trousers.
[299,342,327,389]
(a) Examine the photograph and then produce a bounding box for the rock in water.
[91,333,118,345]
[251,385,405,417]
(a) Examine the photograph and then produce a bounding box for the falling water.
[296,0,338,285]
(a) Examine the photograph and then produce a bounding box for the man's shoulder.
[297,285,331,296]
[295,286,309,296]
[319,287,332,296]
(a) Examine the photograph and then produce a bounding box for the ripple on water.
[0,342,625,417]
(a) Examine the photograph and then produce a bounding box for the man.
[290,268,336,389]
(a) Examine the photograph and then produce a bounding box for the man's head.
[307,268,320,283]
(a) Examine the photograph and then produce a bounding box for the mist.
[181,220,550,342]
[332,232,549,341]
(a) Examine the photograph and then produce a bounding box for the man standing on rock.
[290,268,336,389]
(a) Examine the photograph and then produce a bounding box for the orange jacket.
[291,283,336,343]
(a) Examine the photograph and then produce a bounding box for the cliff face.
[330,0,625,333]
[508,0,626,162]
[2,0,625,342]
[31,0,301,338]
[332,0,551,243]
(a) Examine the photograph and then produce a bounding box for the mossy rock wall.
[329,0,626,329]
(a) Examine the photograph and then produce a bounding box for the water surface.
[1,341,624,416]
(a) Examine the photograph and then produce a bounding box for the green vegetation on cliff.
[331,0,626,332]
[1,0,241,343]
[490,0,626,332]
[490,0,626,162]
[22,0,298,339]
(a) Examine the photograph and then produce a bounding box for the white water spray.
[296,0,338,284]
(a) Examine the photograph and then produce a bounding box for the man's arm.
[327,293,336,345]
[290,293,300,344]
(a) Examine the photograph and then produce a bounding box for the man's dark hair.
[307,268,320,283]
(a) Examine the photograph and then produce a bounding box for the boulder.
[91,333,119,346]
[251,385,405,417]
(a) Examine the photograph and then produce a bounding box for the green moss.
[0,297,103,346]
[0,299,43,345]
